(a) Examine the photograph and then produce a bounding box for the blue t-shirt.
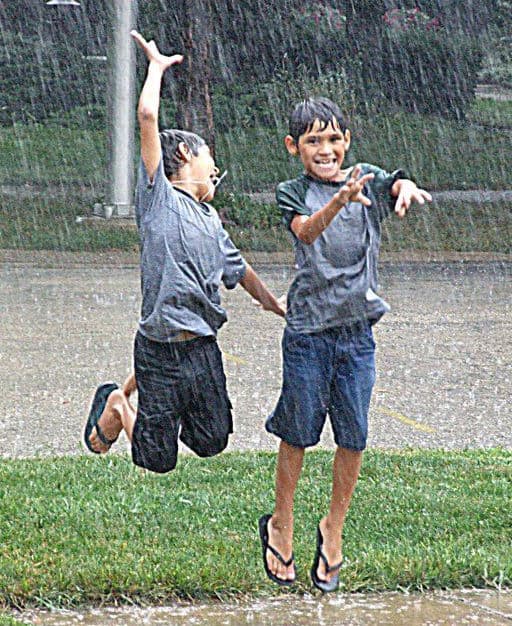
[277,164,404,333]
[135,158,247,341]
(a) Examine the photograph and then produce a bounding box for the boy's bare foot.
[263,515,295,583]
[88,390,125,453]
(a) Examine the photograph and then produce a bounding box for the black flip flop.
[83,382,119,454]
[310,524,343,593]
[258,514,296,586]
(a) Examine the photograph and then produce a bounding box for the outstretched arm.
[391,179,432,218]
[291,165,375,244]
[240,265,286,317]
[130,30,183,181]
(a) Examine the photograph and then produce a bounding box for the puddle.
[17,590,512,625]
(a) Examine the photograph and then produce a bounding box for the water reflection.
[19,591,511,626]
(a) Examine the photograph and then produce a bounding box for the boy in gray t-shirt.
[258,98,431,591]
[84,32,284,473]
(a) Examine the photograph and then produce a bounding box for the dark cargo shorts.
[132,331,233,473]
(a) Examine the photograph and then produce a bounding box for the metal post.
[93,0,138,219]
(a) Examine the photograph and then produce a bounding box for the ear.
[284,135,298,156]
[176,141,192,162]
[344,129,351,151]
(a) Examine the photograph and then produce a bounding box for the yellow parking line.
[222,351,248,365]
[377,407,436,434]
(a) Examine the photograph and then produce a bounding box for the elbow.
[296,229,315,245]
[137,105,157,125]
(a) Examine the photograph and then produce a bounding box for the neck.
[172,181,199,200]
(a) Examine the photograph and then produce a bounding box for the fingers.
[130,30,184,66]
[169,54,184,66]
[130,30,147,48]
[394,187,432,218]
[336,169,374,206]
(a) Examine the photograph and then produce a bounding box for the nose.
[212,166,220,176]
[317,140,331,154]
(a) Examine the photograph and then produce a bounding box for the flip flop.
[258,514,296,586]
[310,524,343,593]
[83,382,119,454]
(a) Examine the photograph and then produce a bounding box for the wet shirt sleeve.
[276,180,309,232]
[360,163,407,221]
[219,227,247,289]
[134,157,170,225]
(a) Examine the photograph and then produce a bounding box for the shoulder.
[276,175,310,211]
[201,202,223,226]
[357,163,407,195]
[276,174,309,197]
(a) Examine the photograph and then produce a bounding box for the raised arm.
[291,165,375,244]
[130,31,183,181]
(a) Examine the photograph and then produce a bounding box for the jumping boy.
[83,31,285,472]
[258,97,431,591]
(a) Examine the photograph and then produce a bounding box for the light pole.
[46,0,138,219]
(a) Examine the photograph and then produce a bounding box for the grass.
[0,449,510,609]
[0,99,511,193]
[0,617,30,626]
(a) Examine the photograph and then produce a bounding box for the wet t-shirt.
[135,158,247,341]
[277,164,404,333]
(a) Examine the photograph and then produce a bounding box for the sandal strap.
[267,543,294,568]
[95,423,117,447]
[318,537,343,573]
[319,549,343,574]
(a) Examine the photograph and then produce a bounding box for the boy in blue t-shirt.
[259,97,431,591]
[84,32,284,472]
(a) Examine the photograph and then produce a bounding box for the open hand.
[130,30,184,70]
[334,165,375,208]
[394,181,432,218]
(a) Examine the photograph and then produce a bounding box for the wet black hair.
[289,97,348,144]
[159,129,206,178]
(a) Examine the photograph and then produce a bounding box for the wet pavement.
[15,589,512,625]
[1,250,511,458]
[1,249,511,625]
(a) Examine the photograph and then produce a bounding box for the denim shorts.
[266,322,376,451]
[132,331,232,473]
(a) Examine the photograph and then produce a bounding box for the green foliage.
[212,64,357,132]
[0,27,105,126]
[479,1,512,86]
[378,27,483,119]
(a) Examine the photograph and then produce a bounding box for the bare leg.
[316,447,363,583]
[267,441,305,582]
[89,375,137,453]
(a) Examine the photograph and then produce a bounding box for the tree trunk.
[174,0,215,154]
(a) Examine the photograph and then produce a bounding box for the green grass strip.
[0,617,30,626]
[0,449,510,609]
[1,193,511,254]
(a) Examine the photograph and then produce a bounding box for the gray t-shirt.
[277,163,404,333]
[135,158,247,342]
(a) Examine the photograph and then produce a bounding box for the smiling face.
[285,117,351,183]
